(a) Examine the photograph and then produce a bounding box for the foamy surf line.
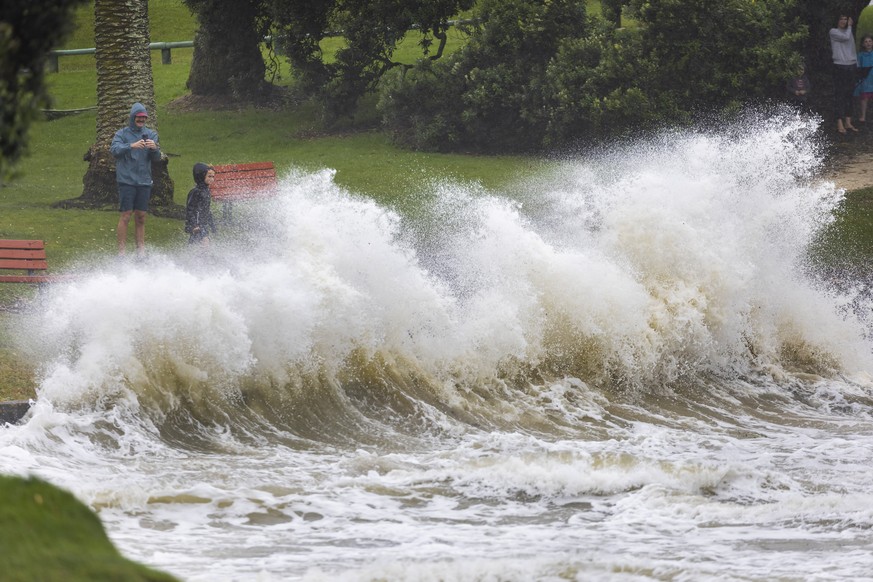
[13,111,867,413]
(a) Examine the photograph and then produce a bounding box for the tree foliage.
[272,0,474,120]
[269,0,332,95]
[628,0,805,109]
[179,0,472,114]
[543,21,675,146]
[0,0,86,180]
[600,0,626,27]
[380,0,589,152]
[379,0,809,153]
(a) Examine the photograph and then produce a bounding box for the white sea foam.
[3,111,873,581]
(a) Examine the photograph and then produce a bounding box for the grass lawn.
[809,186,873,270]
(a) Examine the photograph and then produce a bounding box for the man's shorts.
[118,183,152,212]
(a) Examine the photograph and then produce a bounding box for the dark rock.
[0,400,31,425]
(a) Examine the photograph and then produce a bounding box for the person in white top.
[830,14,859,134]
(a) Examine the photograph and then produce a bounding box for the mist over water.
[4,112,873,581]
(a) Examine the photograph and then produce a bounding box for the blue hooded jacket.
[110,103,161,186]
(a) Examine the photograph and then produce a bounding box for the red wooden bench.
[210,161,279,222]
[0,239,72,285]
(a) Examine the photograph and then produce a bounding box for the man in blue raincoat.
[110,102,162,256]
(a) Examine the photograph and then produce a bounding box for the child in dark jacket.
[185,163,217,245]
[786,63,812,108]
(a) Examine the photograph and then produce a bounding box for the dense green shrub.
[543,22,679,146]
[379,0,808,153]
[379,0,589,152]
[378,58,467,151]
[627,0,806,110]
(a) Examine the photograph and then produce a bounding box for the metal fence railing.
[48,41,195,72]
[47,20,478,73]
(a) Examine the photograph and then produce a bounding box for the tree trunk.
[64,0,175,212]
[186,0,270,101]
[601,0,623,28]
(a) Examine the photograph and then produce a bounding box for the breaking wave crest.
[13,109,873,446]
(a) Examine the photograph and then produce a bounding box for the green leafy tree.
[0,0,86,181]
[273,0,474,120]
[379,0,591,152]
[270,0,333,96]
[377,56,468,151]
[550,0,807,143]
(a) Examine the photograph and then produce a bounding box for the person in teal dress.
[856,34,873,122]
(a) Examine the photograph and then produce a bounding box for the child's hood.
[193,162,211,186]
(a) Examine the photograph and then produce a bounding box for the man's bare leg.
[117,210,133,255]
[134,210,147,255]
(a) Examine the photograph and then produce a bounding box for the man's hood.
[128,102,148,130]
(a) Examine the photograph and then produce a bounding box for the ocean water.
[3,112,873,581]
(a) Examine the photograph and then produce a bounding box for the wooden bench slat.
[0,259,49,270]
[0,249,48,260]
[212,171,276,181]
[212,191,277,201]
[213,186,276,194]
[212,172,276,179]
[210,184,275,198]
[214,178,273,185]
[212,182,277,192]
[212,189,276,194]
[213,162,275,172]
[0,275,72,284]
[212,185,276,189]
[0,240,46,250]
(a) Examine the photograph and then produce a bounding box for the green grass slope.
[0,475,179,582]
